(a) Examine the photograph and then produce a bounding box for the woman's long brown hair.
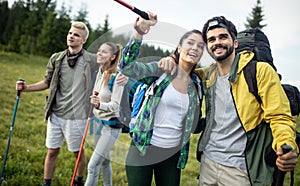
[101,42,123,86]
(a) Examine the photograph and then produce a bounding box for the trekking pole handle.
[132,7,149,20]
[275,144,293,186]
[93,90,99,96]
[17,78,25,97]
[281,144,293,154]
[114,0,150,20]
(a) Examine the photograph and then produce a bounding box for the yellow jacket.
[196,51,298,185]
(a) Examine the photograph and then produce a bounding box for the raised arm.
[119,12,160,81]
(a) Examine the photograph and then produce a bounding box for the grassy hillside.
[0,51,299,185]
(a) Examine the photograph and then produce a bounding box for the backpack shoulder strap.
[108,72,119,92]
[49,51,67,72]
[243,60,262,104]
[132,72,168,122]
[54,51,66,62]
[145,72,168,96]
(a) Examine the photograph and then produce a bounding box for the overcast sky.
[7,0,300,88]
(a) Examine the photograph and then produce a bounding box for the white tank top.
[150,84,189,148]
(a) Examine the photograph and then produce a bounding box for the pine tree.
[5,0,29,52]
[19,0,56,54]
[87,15,113,53]
[0,1,10,44]
[245,0,267,29]
[36,2,71,56]
[101,15,111,35]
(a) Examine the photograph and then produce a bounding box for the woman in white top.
[119,12,205,186]
[85,42,124,186]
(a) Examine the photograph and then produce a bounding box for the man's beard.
[209,44,234,61]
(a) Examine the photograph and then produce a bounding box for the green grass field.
[0,51,299,185]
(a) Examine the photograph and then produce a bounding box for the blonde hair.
[71,21,89,40]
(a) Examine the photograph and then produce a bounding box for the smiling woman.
[117,11,205,186]
[85,41,125,186]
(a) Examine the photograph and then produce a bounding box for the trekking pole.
[0,78,24,184]
[113,0,150,20]
[70,91,99,186]
[274,144,293,186]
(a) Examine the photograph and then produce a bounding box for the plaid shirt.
[119,37,203,169]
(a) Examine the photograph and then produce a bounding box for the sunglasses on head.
[206,20,228,34]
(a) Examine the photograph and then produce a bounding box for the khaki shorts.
[46,113,86,152]
[199,154,251,186]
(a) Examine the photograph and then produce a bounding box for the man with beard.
[158,16,298,186]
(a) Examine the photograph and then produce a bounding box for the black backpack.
[237,28,300,116]
[237,27,300,186]
[243,60,300,117]
[236,27,276,70]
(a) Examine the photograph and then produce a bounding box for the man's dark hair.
[202,16,237,43]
